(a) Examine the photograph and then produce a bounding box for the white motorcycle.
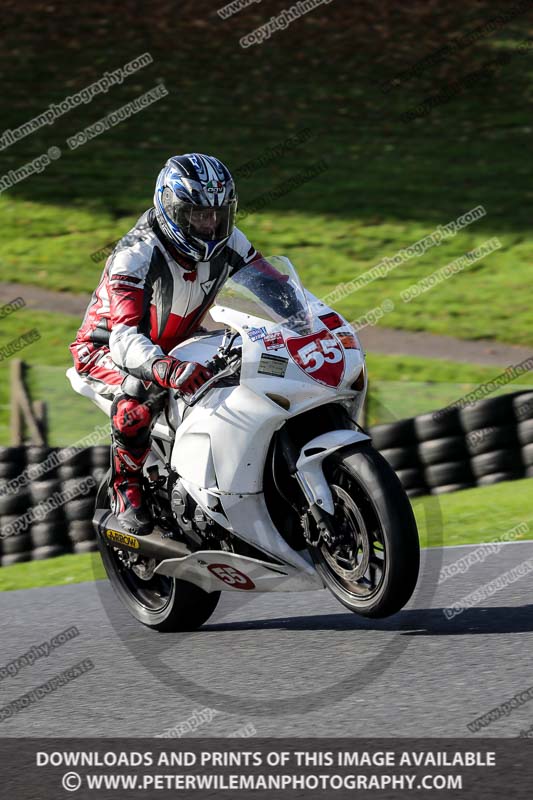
[68,256,419,631]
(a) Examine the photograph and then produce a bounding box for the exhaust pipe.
[93,509,191,561]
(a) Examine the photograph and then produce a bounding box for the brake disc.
[319,484,370,581]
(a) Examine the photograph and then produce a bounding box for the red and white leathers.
[70,208,260,534]
[70,208,259,388]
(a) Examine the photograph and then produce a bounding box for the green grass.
[414,478,532,549]
[0,479,530,592]
[1,200,532,345]
[1,309,532,443]
[365,353,533,423]
[364,353,532,384]
[0,309,106,445]
[0,10,531,345]
[0,552,105,592]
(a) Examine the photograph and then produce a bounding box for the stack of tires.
[0,445,109,565]
[415,409,474,495]
[463,395,524,486]
[0,446,32,565]
[0,391,531,569]
[28,445,71,561]
[61,447,107,554]
[515,392,533,479]
[370,418,427,498]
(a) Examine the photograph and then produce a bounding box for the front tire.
[309,444,420,618]
[95,472,220,632]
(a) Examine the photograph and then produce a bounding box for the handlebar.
[176,344,242,408]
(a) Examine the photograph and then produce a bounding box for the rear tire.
[310,444,420,618]
[95,471,220,632]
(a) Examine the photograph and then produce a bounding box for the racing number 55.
[208,564,255,590]
[297,338,342,374]
[286,329,346,388]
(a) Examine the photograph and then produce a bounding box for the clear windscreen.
[216,256,313,334]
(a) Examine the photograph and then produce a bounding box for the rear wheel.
[309,444,420,618]
[95,472,220,632]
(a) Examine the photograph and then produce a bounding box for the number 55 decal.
[286,329,345,387]
[207,564,255,590]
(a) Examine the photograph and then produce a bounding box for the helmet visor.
[162,190,237,242]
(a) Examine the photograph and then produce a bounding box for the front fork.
[278,426,372,547]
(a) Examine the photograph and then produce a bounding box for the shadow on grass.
[0,1,531,231]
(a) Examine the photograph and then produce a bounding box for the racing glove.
[152,356,213,395]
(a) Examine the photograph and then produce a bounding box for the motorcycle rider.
[70,154,268,536]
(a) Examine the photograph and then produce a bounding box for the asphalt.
[1,540,533,739]
[2,280,531,367]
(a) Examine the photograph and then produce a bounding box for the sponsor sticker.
[263,331,285,351]
[286,329,345,387]
[76,344,92,364]
[319,311,343,331]
[105,529,140,549]
[207,564,255,590]
[336,331,359,350]
[200,278,216,295]
[248,326,267,342]
[205,180,224,195]
[258,353,288,377]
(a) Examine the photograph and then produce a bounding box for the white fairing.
[169,306,366,497]
[296,429,371,515]
[67,256,369,593]
[154,551,323,592]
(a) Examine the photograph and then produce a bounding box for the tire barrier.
[0,388,531,566]
[375,390,532,497]
[0,446,105,567]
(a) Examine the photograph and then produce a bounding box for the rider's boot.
[110,395,154,536]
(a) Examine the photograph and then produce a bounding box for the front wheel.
[95,472,220,632]
[309,444,420,618]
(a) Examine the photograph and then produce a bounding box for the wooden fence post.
[10,360,23,446]
[9,359,47,446]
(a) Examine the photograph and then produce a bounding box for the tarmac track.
[1,541,532,738]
